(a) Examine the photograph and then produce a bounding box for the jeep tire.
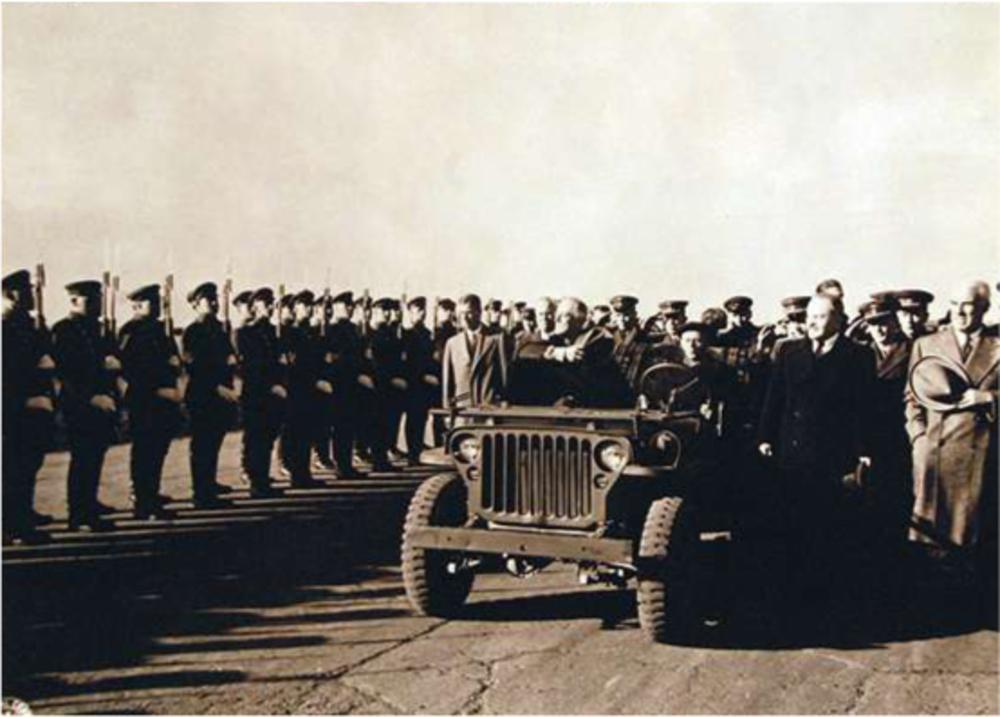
[402,473,474,617]
[637,496,696,642]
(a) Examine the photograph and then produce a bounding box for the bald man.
[905,280,998,568]
[757,294,876,601]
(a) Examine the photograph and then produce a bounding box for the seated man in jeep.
[509,297,632,408]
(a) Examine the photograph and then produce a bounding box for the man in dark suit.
[3,270,56,543]
[183,282,239,508]
[757,294,875,599]
[118,284,183,520]
[51,280,121,531]
[441,294,507,409]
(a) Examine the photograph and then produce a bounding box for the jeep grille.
[479,432,595,526]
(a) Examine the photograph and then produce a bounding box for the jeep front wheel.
[402,473,474,617]
[637,496,696,642]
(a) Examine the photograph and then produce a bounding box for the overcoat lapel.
[966,334,1000,386]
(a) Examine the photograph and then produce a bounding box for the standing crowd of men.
[3,269,997,602]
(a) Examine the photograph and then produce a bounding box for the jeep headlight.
[596,442,629,473]
[650,430,681,468]
[453,435,481,464]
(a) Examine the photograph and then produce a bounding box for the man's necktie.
[961,336,973,361]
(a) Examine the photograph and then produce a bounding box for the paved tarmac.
[3,433,997,714]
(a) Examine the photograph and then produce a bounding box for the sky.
[3,3,998,326]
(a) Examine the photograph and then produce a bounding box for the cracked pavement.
[3,434,998,714]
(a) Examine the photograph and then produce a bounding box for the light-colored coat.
[441,329,507,408]
[904,328,999,548]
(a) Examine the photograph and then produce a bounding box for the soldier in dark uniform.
[402,297,437,465]
[310,292,337,470]
[367,298,407,470]
[654,300,689,346]
[861,297,914,554]
[238,287,288,497]
[277,293,295,334]
[757,295,810,360]
[717,296,759,349]
[51,280,120,531]
[506,301,528,339]
[430,298,458,445]
[280,290,329,488]
[483,299,504,336]
[3,270,56,543]
[880,289,934,342]
[118,284,183,520]
[609,295,652,393]
[589,304,611,329]
[323,291,364,478]
[182,282,238,508]
[700,307,728,345]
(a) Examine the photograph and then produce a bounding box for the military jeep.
[401,361,731,642]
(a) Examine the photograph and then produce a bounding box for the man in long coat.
[905,280,998,562]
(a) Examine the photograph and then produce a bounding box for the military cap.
[860,297,898,324]
[486,299,503,312]
[331,290,353,306]
[780,295,811,318]
[2,269,31,292]
[233,290,254,307]
[251,287,275,304]
[372,297,395,310]
[66,280,103,298]
[893,289,934,311]
[658,300,689,316]
[723,295,753,312]
[187,282,218,304]
[610,295,639,312]
[438,298,456,311]
[513,301,527,311]
[592,304,610,313]
[677,321,710,335]
[407,296,427,310]
[277,293,294,309]
[293,290,315,306]
[126,284,160,302]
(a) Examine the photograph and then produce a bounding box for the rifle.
[163,274,175,340]
[33,263,46,330]
[321,286,331,337]
[399,290,408,337]
[222,277,233,337]
[277,283,286,339]
[360,288,371,338]
[101,271,114,339]
[431,296,439,333]
[110,275,120,338]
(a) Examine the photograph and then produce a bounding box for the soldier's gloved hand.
[358,375,375,390]
[216,385,240,403]
[156,387,182,403]
[315,380,333,394]
[104,356,122,371]
[758,442,773,458]
[90,394,116,413]
[270,385,288,400]
[565,345,586,363]
[699,400,714,420]
[168,355,181,368]
[423,374,440,387]
[25,396,54,412]
[391,377,408,391]
[37,354,55,370]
